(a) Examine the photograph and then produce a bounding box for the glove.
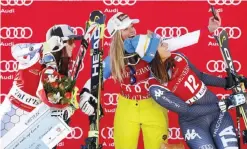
[51,106,75,121]
[43,36,67,54]
[225,68,237,90]
[79,88,97,116]
[218,93,246,112]
[239,76,247,89]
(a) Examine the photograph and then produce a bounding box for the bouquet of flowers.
[37,68,78,109]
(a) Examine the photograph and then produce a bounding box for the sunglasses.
[128,65,136,85]
[124,53,141,66]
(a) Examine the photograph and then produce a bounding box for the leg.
[180,115,217,149]
[114,95,140,149]
[210,112,239,149]
[140,98,169,149]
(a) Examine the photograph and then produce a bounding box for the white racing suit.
[0,43,74,138]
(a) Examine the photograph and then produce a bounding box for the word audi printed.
[207,0,242,5]
[103,0,137,6]
[66,126,83,140]
[154,27,189,38]
[0,60,18,73]
[208,27,241,39]
[206,60,241,73]
[0,27,33,39]
[0,0,33,6]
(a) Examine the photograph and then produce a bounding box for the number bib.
[164,53,207,105]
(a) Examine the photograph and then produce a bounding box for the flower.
[48,74,58,82]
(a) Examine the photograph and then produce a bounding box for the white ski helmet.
[46,24,83,51]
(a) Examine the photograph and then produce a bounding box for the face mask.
[161,30,200,52]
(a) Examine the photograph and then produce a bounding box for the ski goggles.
[128,65,136,85]
[41,53,56,64]
[124,53,141,66]
[62,38,75,46]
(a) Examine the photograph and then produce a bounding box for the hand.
[239,76,247,89]
[229,93,246,107]
[51,106,75,121]
[219,93,246,112]
[225,68,237,90]
[208,10,221,33]
[43,36,67,53]
[79,91,97,116]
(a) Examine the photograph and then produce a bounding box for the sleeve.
[187,58,226,88]
[178,52,227,88]
[149,85,219,118]
[103,56,112,80]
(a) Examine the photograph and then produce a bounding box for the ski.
[81,10,106,149]
[214,29,247,145]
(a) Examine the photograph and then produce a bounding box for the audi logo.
[168,127,183,140]
[206,60,241,73]
[208,27,241,39]
[71,27,84,36]
[0,60,18,73]
[0,27,33,39]
[103,0,137,6]
[66,126,83,139]
[0,0,33,6]
[101,127,114,139]
[216,94,230,100]
[207,0,242,5]
[154,27,189,38]
[104,93,118,106]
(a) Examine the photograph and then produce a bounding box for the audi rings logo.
[104,93,118,106]
[208,27,241,39]
[71,27,84,36]
[154,27,189,38]
[0,60,18,73]
[216,94,230,99]
[66,127,83,139]
[0,27,33,39]
[0,0,33,6]
[101,127,114,139]
[168,127,183,140]
[207,0,242,5]
[103,0,137,6]
[206,60,241,73]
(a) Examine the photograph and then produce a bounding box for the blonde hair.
[109,30,126,82]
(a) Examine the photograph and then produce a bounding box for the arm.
[187,58,226,88]
[149,85,219,118]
